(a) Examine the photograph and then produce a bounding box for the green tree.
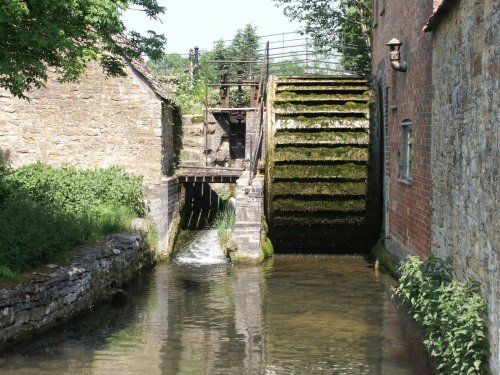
[273,0,372,74]
[228,24,261,61]
[149,53,190,76]
[0,0,166,98]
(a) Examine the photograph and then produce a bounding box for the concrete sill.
[399,178,412,185]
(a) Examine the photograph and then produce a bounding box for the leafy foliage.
[392,256,490,374]
[0,0,166,98]
[150,24,262,115]
[0,162,145,277]
[273,0,372,74]
[148,53,190,76]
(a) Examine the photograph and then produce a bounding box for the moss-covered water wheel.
[265,76,380,253]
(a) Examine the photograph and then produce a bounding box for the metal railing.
[247,41,269,184]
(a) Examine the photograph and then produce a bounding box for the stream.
[0,231,431,374]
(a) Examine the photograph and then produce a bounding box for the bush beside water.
[392,255,489,374]
[0,161,145,279]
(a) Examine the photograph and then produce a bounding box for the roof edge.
[423,0,457,32]
[112,34,173,102]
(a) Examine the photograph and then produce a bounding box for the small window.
[400,120,412,183]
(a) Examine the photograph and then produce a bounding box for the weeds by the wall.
[392,255,489,374]
[0,162,146,279]
[212,208,236,257]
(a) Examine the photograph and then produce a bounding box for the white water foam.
[176,230,229,265]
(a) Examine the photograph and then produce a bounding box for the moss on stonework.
[275,92,371,102]
[274,131,369,145]
[272,198,366,212]
[276,85,369,92]
[274,146,368,162]
[191,115,204,124]
[272,181,367,196]
[272,215,365,226]
[230,252,264,264]
[275,116,369,130]
[273,163,367,180]
[275,102,369,113]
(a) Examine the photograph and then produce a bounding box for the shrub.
[392,255,489,374]
[0,163,145,278]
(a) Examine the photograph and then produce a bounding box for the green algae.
[272,215,365,226]
[276,85,370,92]
[274,131,369,146]
[275,102,369,113]
[275,92,370,102]
[273,163,367,180]
[275,116,369,130]
[272,198,366,212]
[274,146,368,162]
[272,181,367,196]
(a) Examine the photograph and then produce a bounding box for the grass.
[212,208,236,256]
[0,161,146,280]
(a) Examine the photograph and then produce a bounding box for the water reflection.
[0,256,431,374]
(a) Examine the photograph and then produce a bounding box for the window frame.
[400,119,412,184]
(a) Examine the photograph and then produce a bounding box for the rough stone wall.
[147,177,180,253]
[0,61,169,186]
[0,233,154,346]
[371,0,434,259]
[232,173,264,263]
[0,61,180,254]
[179,114,231,167]
[430,0,500,371]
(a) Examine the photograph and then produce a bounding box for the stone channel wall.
[429,0,499,371]
[0,233,154,346]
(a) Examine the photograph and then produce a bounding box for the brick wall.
[430,0,500,371]
[372,0,434,259]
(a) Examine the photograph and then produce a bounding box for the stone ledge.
[0,233,155,347]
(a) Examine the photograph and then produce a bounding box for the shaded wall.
[430,0,500,371]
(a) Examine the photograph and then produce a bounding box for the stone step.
[271,197,366,212]
[272,163,368,180]
[276,85,370,93]
[273,104,369,116]
[274,93,370,103]
[183,136,205,148]
[272,214,366,226]
[274,116,369,130]
[274,130,369,146]
[271,181,367,197]
[273,146,368,163]
[179,147,206,163]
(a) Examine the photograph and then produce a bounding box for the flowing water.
[0,236,431,374]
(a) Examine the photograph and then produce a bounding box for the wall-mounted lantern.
[386,38,407,72]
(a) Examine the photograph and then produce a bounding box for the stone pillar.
[231,172,264,263]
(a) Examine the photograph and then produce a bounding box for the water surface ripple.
[0,255,431,374]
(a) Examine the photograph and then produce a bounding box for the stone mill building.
[0,57,180,252]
